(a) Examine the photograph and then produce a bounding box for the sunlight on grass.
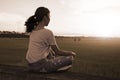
[0,38,120,78]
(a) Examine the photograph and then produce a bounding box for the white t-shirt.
[26,28,57,63]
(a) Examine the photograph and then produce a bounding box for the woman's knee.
[67,56,74,61]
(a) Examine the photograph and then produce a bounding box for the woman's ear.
[43,16,48,22]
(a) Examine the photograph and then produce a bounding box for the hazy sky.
[0,0,120,37]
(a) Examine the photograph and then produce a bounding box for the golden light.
[71,12,120,37]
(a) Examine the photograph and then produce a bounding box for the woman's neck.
[34,22,45,31]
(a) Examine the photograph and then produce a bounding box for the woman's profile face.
[44,13,50,26]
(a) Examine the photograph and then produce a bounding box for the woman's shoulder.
[44,28,53,34]
[32,28,52,33]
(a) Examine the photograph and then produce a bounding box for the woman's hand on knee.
[68,51,76,57]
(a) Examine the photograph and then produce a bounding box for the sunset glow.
[0,0,120,37]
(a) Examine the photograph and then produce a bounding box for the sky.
[0,0,120,37]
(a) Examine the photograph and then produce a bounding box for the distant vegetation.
[0,31,29,38]
[0,31,83,42]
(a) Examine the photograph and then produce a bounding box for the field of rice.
[0,37,120,79]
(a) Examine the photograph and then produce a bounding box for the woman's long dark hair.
[25,7,50,32]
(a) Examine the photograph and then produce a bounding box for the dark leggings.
[44,56,74,72]
[27,56,74,73]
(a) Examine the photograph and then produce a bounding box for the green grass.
[0,37,120,79]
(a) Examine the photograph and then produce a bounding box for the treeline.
[0,31,29,38]
[0,31,83,39]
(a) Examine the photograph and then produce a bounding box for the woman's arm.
[50,45,76,57]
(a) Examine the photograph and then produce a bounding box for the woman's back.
[26,28,56,63]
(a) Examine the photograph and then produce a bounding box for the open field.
[0,37,120,79]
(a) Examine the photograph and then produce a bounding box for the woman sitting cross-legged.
[25,7,76,73]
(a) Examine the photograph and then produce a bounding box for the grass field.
[0,37,120,79]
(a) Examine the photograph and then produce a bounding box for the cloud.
[82,6,120,14]
[0,12,25,23]
[0,12,26,32]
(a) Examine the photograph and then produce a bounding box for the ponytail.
[25,7,50,33]
[25,15,37,32]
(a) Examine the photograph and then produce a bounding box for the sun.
[89,13,119,38]
[72,14,118,37]
[70,1,120,38]
[94,27,113,37]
